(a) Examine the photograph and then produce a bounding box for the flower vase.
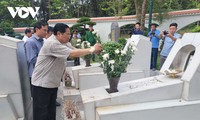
[85,58,91,67]
[106,77,120,93]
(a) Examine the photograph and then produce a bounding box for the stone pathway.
[56,86,64,120]
[56,83,85,120]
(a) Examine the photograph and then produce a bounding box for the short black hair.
[53,23,69,35]
[48,26,54,33]
[25,28,31,34]
[169,23,178,28]
[150,23,159,27]
[33,21,48,33]
[135,22,141,26]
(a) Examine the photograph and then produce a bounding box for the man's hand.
[165,33,172,37]
[93,43,102,54]
[160,31,164,36]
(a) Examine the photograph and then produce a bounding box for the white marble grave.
[81,33,200,120]
[0,36,32,120]
[68,35,152,90]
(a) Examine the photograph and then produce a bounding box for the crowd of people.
[131,22,181,71]
[22,20,180,120]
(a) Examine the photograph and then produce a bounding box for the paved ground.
[55,61,160,120]
[56,84,85,120]
[57,59,86,120]
[56,86,65,120]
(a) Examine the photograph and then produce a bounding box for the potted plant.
[99,40,137,93]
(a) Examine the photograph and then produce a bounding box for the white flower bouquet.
[100,40,137,79]
[75,39,82,48]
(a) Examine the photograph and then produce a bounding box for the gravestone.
[0,36,32,120]
[67,35,152,90]
[81,33,200,120]
[111,22,120,42]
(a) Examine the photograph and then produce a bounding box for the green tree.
[0,0,36,36]
[134,0,148,30]
[71,17,96,40]
[100,0,133,16]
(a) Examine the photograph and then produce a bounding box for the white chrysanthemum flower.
[77,39,81,43]
[81,41,89,48]
[92,30,98,34]
[103,53,109,60]
[101,62,104,67]
[87,42,91,47]
[111,64,114,71]
[121,50,126,55]
[76,44,80,46]
[81,42,85,48]
[115,49,120,54]
[108,60,115,64]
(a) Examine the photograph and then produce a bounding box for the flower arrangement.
[75,39,82,48]
[100,40,137,79]
[81,41,91,49]
[81,41,91,59]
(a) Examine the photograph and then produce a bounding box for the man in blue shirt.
[24,21,48,94]
[132,22,143,35]
[159,23,181,68]
[147,23,160,70]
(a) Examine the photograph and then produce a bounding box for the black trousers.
[32,85,58,120]
[150,48,158,69]
[29,77,33,97]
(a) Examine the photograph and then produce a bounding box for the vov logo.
[7,7,40,19]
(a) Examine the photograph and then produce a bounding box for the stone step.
[81,75,183,120]
[62,86,85,119]
[96,99,200,120]
[0,95,18,120]
[63,87,81,101]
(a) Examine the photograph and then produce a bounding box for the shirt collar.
[134,28,139,31]
[32,34,43,42]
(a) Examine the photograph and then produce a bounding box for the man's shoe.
[56,101,61,106]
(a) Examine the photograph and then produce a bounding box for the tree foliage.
[71,17,96,40]
[0,0,199,36]
[0,0,36,35]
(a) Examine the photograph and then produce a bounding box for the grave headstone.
[67,35,152,90]
[81,33,200,120]
[111,22,120,42]
[0,36,32,120]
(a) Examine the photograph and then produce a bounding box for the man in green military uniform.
[85,25,96,61]
[85,25,96,46]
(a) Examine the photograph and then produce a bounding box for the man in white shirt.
[22,28,32,42]
[44,26,61,106]
[31,23,102,120]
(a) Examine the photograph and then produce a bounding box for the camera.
[163,30,169,35]
[150,32,155,36]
